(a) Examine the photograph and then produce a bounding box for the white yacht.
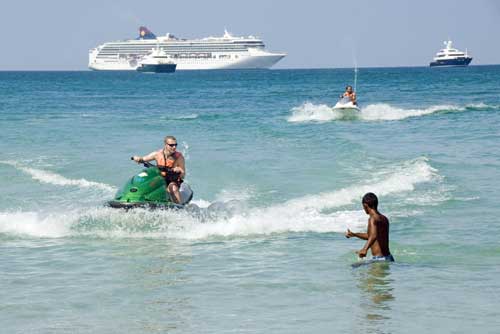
[430,40,472,67]
[89,27,286,71]
[136,48,176,73]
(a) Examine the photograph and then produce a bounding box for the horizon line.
[1,64,499,72]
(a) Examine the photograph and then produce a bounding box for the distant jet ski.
[332,96,360,112]
[107,158,193,210]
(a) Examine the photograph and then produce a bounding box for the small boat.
[333,96,360,112]
[136,48,177,73]
[429,40,472,67]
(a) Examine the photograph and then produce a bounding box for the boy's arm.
[357,217,377,257]
[345,229,368,240]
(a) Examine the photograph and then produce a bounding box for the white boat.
[429,40,472,67]
[136,48,176,73]
[89,27,286,71]
[333,96,360,112]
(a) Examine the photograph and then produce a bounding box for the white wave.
[170,208,367,240]
[464,102,499,110]
[467,102,488,109]
[0,211,73,238]
[191,198,212,208]
[0,160,116,193]
[287,102,484,123]
[175,157,438,239]
[160,114,199,121]
[174,114,198,120]
[359,103,464,121]
[0,158,440,240]
[287,102,343,123]
[215,187,255,202]
[285,157,437,211]
[454,196,480,202]
[0,207,365,239]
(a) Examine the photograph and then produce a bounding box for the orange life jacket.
[155,150,183,181]
[155,150,182,167]
[343,92,356,102]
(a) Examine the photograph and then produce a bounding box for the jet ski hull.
[107,200,185,210]
[333,96,360,112]
[332,105,360,112]
[108,165,193,210]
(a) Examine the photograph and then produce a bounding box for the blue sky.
[1,0,499,70]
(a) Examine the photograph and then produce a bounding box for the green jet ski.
[107,158,193,210]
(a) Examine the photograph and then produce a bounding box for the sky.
[1,0,499,70]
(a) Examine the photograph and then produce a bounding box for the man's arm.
[173,155,185,178]
[132,151,157,163]
[345,229,368,240]
[357,217,377,258]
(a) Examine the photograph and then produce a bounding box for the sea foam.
[0,160,116,193]
[359,103,463,121]
[287,102,488,123]
[0,157,441,240]
[288,102,343,123]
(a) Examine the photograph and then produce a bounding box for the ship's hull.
[430,57,472,67]
[136,63,176,73]
[90,53,285,71]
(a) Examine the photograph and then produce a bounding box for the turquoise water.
[1,67,499,333]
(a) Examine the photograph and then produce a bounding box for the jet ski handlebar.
[130,157,180,177]
[130,157,154,168]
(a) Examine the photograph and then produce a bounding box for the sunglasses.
[166,143,178,147]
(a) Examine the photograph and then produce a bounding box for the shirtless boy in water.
[345,193,394,262]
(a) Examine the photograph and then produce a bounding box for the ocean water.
[1,67,499,333]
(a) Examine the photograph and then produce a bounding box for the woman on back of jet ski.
[132,135,186,204]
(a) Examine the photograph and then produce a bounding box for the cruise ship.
[429,40,472,67]
[89,27,286,71]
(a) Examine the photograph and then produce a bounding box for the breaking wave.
[0,160,116,193]
[287,102,492,123]
[169,114,199,120]
[360,103,463,121]
[0,157,442,240]
[288,103,342,123]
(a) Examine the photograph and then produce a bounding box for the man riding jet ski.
[333,85,360,111]
[107,135,193,209]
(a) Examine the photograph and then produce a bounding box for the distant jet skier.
[333,85,359,111]
[341,85,357,106]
